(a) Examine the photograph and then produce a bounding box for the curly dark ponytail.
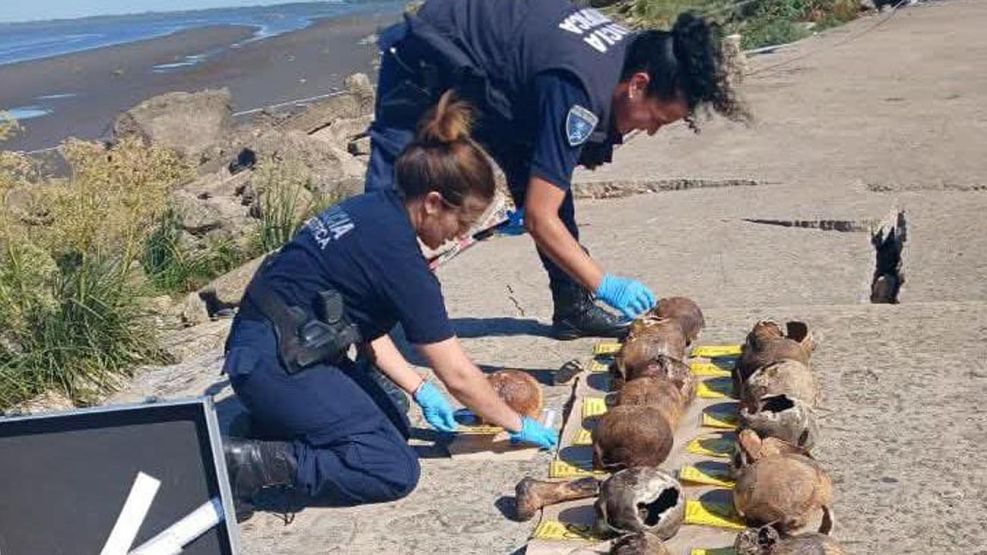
[622,12,750,130]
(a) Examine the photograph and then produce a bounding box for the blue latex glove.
[508,416,558,450]
[595,274,657,319]
[413,380,458,433]
[500,208,527,236]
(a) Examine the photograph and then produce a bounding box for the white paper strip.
[101,472,162,555]
[129,497,223,555]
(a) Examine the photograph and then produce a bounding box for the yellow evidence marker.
[701,405,740,429]
[679,465,736,488]
[690,361,732,378]
[548,458,608,479]
[690,548,738,555]
[573,428,593,446]
[593,342,621,355]
[685,498,746,531]
[531,520,599,541]
[686,434,737,458]
[697,378,735,399]
[581,397,608,419]
[691,345,743,358]
[588,359,610,373]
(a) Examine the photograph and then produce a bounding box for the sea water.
[0,1,400,68]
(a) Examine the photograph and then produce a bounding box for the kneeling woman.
[222,92,556,512]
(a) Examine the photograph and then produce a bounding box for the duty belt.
[240,256,362,374]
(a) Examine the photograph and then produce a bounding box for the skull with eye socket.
[739,393,819,450]
[593,467,685,541]
[741,359,820,412]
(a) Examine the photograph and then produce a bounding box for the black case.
[0,397,240,554]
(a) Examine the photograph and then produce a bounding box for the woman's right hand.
[508,416,558,450]
[417,338,545,438]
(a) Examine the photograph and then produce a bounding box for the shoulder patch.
[565,105,598,147]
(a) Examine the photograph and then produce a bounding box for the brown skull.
[617,317,688,375]
[592,405,674,471]
[732,429,810,476]
[739,394,819,450]
[614,376,687,428]
[624,354,697,403]
[733,449,834,533]
[741,360,820,411]
[653,296,705,345]
[734,321,815,394]
[610,531,671,555]
[735,524,847,555]
[487,369,543,419]
[594,467,686,540]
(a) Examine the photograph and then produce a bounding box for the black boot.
[223,437,297,521]
[551,283,630,340]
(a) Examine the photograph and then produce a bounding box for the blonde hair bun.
[417,90,474,144]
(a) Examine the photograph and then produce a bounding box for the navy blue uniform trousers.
[366,49,580,290]
[225,318,420,505]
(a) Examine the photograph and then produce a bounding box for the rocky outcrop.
[250,128,367,198]
[112,89,234,165]
[112,74,378,361]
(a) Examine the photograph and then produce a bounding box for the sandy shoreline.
[0,11,402,151]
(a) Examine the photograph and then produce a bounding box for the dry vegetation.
[610,0,863,49]
[0,116,337,410]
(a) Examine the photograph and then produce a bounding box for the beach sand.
[0,11,401,152]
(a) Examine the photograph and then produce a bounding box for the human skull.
[594,467,686,540]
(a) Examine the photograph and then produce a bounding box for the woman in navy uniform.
[222,93,557,514]
[369,1,747,339]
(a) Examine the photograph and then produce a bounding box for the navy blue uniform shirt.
[526,70,594,191]
[259,190,454,345]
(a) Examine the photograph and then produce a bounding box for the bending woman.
[221,92,557,515]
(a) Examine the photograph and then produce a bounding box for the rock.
[160,319,233,363]
[202,253,266,308]
[348,136,372,156]
[171,190,222,236]
[182,167,252,200]
[281,93,363,134]
[1,185,48,225]
[251,129,367,198]
[107,349,228,403]
[112,89,234,163]
[310,115,373,144]
[345,72,375,112]
[860,0,877,10]
[8,390,76,415]
[177,291,210,327]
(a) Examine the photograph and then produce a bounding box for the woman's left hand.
[413,380,459,432]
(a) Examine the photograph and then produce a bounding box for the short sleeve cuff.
[529,163,571,191]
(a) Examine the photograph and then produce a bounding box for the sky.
[0,1,318,23]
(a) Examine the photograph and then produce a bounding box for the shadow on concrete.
[476,364,556,385]
[409,427,454,459]
[204,378,230,397]
[451,317,553,338]
[495,495,521,522]
[212,392,247,436]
